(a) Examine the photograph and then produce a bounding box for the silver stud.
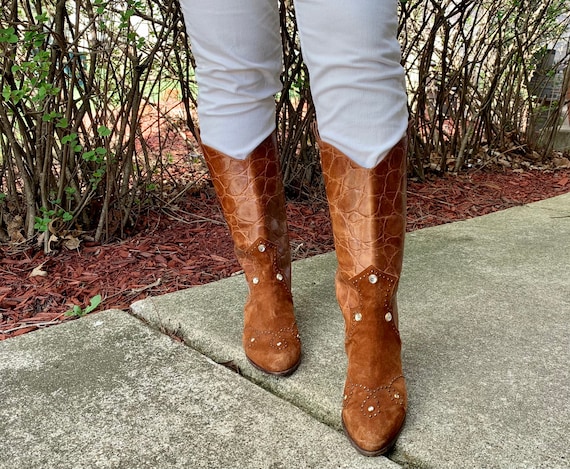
[252,277,260,285]
[276,273,284,281]
[368,274,378,284]
[368,406,375,412]
[385,312,393,322]
[354,313,362,322]
[258,244,266,253]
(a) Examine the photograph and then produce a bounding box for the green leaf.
[84,294,102,314]
[64,305,83,317]
[2,86,11,101]
[82,150,96,161]
[97,126,111,137]
[43,111,60,122]
[64,294,101,318]
[62,133,77,144]
[0,27,18,44]
[94,0,108,14]
[62,212,73,222]
[36,85,47,101]
[56,118,69,129]
[34,216,49,233]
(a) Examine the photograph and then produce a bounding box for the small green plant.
[65,294,102,317]
[33,206,74,233]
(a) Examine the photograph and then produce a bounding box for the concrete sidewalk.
[2,193,569,468]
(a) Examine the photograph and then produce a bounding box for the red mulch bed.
[1,167,568,340]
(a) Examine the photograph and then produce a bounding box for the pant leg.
[179,0,282,159]
[293,0,408,168]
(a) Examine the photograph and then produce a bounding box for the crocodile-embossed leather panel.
[203,134,291,285]
[320,139,407,281]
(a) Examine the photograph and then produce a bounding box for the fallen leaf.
[47,234,59,254]
[7,216,26,243]
[553,157,570,168]
[63,236,81,250]
[30,262,48,278]
[37,232,46,248]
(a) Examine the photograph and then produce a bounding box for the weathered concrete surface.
[0,310,399,469]
[132,192,570,469]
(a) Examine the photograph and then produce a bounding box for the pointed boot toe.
[244,329,301,376]
[342,376,407,456]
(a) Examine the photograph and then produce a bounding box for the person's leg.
[180,0,282,158]
[180,0,301,375]
[294,0,407,455]
[293,0,408,168]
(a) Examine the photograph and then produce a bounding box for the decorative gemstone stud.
[250,338,255,343]
[394,393,400,399]
[385,312,393,322]
[276,273,284,281]
[276,342,282,347]
[354,313,362,322]
[368,274,378,284]
[252,277,259,285]
[258,244,266,253]
[368,406,375,412]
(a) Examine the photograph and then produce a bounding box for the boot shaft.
[201,133,291,286]
[320,139,407,281]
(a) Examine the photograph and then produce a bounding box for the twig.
[161,207,226,225]
[130,277,162,293]
[168,175,210,206]
[1,319,63,334]
[407,190,456,207]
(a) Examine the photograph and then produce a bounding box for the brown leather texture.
[202,134,301,375]
[320,139,408,455]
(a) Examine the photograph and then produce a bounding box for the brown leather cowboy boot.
[202,133,301,376]
[320,139,407,456]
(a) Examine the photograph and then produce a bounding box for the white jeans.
[180,0,408,168]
